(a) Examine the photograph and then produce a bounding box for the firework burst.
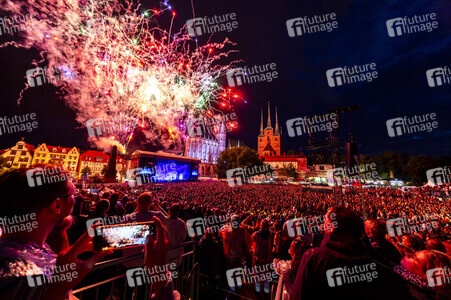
[1,0,243,152]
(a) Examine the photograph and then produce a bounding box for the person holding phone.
[123,192,169,268]
[145,216,180,300]
[0,166,112,300]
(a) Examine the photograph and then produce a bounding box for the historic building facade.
[184,119,226,176]
[78,150,125,179]
[0,138,35,169]
[258,102,308,173]
[258,102,281,156]
[33,143,80,176]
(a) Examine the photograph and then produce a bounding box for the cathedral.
[258,102,308,172]
[258,101,281,156]
[184,119,226,176]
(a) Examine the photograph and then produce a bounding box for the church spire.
[265,101,272,129]
[259,109,264,136]
[274,106,280,135]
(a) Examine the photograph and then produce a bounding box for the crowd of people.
[0,166,450,299]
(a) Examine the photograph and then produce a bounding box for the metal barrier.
[73,241,197,300]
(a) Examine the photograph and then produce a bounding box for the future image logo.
[386,113,438,137]
[186,113,237,138]
[426,267,451,287]
[27,263,78,287]
[186,215,230,238]
[286,13,338,37]
[286,113,337,137]
[26,166,71,188]
[87,116,138,138]
[186,13,238,37]
[126,264,178,287]
[386,214,440,237]
[426,67,451,87]
[0,113,38,136]
[286,213,337,238]
[426,167,451,185]
[26,65,77,88]
[226,264,277,288]
[326,164,379,186]
[0,13,36,36]
[226,63,278,87]
[126,167,156,186]
[326,63,378,87]
[386,13,438,37]
[326,263,378,287]
[226,164,274,187]
[85,215,135,237]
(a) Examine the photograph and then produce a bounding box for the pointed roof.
[274,107,280,135]
[263,136,275,154]
[259,109,264,136]
[263,143,275,152]
[265,101,272,130]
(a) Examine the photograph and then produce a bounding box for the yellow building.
[32,143,80,176]
[0,138,35,169]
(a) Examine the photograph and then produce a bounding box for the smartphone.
[93,221,156,251]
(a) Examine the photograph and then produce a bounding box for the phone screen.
[93,221,155,251]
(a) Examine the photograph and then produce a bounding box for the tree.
[215,146,263,178]
[278,163,299,179]
[405,155,438,185]
[81,166,92,176]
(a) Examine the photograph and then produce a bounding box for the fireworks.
[1,0,243,152]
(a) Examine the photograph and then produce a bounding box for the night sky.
[0,0,450,158]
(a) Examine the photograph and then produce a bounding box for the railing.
[73,241,197,300]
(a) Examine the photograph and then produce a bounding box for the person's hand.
[43,231,113,300]
[152,197,161,210]
[145,216,169,294]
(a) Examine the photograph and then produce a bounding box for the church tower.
[217,121,226,153]
[258,102,281,156]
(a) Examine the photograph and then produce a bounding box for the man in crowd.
[220,214,252,269]
[165,204,187,266]
[291,207,412,299]
[123,192,169,268]
[0,167,112,299]
[125,192,169,224]
[364,218,401,266]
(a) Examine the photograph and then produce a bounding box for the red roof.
[262,155,303,162]
[80,150,124,164]
[46,145,74,153]
[25,143,35,154]
[80,150,109,162]
[36,144,76,154]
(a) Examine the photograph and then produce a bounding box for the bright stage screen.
[137,157,198,182]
